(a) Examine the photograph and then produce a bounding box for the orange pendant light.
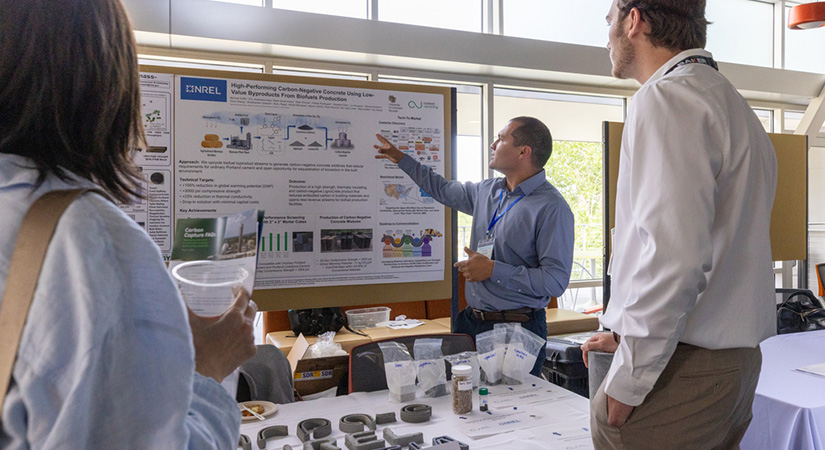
[788,2,825,30]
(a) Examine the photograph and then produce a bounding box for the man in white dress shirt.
[581,1,778,448]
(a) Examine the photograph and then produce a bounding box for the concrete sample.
[257,426,289,449]
[303,438,338,450]
[374,412,397,425]
[400,404,433,423]
[344,431,386,450]
[297,418,332,442]
[238,434,251,450]
[339,414,376,433]
[383,427,424,447]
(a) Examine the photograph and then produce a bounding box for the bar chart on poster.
[135,66,455,310]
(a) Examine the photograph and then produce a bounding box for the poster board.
[134,65,455,310]
[603,121,808,302]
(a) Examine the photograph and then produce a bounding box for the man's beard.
[611,31,635,80]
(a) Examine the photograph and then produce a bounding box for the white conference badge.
[476,236,495,259]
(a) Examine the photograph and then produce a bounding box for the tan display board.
[137,65,455,311]
[603,121,808,268]
[769,133,809,261]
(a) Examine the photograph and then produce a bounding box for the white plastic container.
[345,306,391,329]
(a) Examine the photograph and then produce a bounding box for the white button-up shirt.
[601,49,778,406]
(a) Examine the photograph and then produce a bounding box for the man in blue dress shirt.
[375,116,575,376]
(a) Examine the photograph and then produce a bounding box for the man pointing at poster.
[374,117,575,376]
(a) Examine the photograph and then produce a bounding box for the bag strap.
[0,188,106,410]
[779,290,820,310]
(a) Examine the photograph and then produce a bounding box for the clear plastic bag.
[476,328,507,385]
[501,326,546,384]
[444,351,480,388]
[379,341,417,402]
[494,322,520,361]
[308,331,347,358]
[414,338,448,397]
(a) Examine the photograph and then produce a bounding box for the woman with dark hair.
[0,0,256,447]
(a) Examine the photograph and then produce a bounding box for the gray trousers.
[590,343,762,450]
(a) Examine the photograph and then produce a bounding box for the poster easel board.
[137,65,456,310]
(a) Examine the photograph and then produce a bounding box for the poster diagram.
[381,229,442,258]
[173,75,446,289]
[143,93,170,133]
[197,112,354,157]
[381,183,435,206]
[388,126,442,163]
[125,72,175,257]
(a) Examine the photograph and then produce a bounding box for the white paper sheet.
[386,319,425,329]
[486,380,578,409]
[452,405,553,438]
[795,362,825,378]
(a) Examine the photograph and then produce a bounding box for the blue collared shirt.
[399,155,574,311]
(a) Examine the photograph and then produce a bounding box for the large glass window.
[454,87,483,255]
[378,0,483,33]
[272,0,367,19]
[785,4,825,74]
[494,88,623,310]
[753,108,772,133]
[502,0,613,47]
[706,0,773,67]
[784,110,825,134]
[272,67,369,80]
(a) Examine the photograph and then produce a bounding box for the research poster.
[172,75,447,289]
[129,72,175,256]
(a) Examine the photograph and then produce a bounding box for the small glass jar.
[478,387,489,412]
[452,364,473,414]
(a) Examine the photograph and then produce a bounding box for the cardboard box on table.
[285,335,350,397]
[281,320,451,396]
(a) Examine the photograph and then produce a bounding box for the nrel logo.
[180,77,227,102]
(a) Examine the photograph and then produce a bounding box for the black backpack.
[777,289,825,335]
[287,307,346,336]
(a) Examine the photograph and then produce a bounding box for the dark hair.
[617,0,708,51]
[510,116,553,169]
[0,0,145,203]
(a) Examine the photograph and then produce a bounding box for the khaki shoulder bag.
[0,188,106,420]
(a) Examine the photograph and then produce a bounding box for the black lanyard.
[664,55,718,76]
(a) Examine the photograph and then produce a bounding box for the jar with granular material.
[452,364,473,414]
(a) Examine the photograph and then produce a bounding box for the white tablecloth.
[741,330,825,450]
[240,376,593,449]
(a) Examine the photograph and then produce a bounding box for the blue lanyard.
[487,190,525,236]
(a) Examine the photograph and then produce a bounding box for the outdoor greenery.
[544,140,603,280]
